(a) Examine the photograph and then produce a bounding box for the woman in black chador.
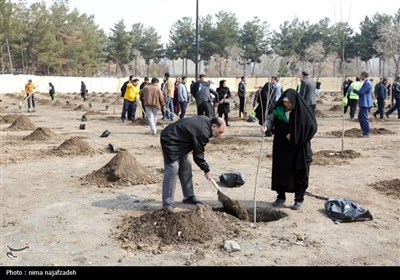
[259,88,317,210]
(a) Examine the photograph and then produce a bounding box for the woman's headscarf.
[276,88,317,147]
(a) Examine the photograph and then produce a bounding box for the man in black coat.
[160,116,226,212]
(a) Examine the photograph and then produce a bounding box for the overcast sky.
[18,0,399,43]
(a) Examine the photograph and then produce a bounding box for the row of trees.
[1,0,399,77]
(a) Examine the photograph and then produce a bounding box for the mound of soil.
[63,103,76,109]
[4,115,36,131]
[329,128,394,137]
[317,99,324,105]
[23,127,56,141]
[84,150,161,187]
[369,179,400,198]
[52,137,96,156]
[210,136,259,146]
[316,109,325,118]
[333,97,342,102]
[52,100,65,106]
[1,114,21,124]
[73,104,89,111]
[329,105,343,111]
[371,128,395,135]
[313,150,361,165]
[40,100,53,105]
[88,98,102,103]
[111,99,123,105]
[116,205,241,251]
[85,110,104,115]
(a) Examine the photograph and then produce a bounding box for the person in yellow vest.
[346,77,362,120]
[25,79,36,112]
[121,78,140,123]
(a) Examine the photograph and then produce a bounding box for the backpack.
[120,81,128,97]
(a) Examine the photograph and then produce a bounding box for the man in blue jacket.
[352,71,374,137]
[160,116,226,212]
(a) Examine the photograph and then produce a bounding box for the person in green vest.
[346,77,362,120]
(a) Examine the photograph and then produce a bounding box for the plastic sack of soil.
[219,172,245,188]
[324,198,373,222]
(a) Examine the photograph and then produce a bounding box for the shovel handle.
[210,177,222,192]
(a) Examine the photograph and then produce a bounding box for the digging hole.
[214,206,287,223]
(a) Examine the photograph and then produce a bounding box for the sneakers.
[272,198,285,207]
[182,196,203,205]
[385,112,390,119]
[291,202,303,210]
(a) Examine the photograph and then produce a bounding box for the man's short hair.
[361,71,369,78]
[199,74,205,79]
[211,117,224,127]
[241,76,245,80]
[132,78,139,83]
[129,75,134,80]
[164,72,170,78]
[144,77,149,81]
[151,77,159,84]
[302,70,310,76]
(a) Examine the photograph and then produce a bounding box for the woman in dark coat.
[216,80,231,126]
[260,88,317,210]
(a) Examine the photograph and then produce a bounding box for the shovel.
[210,177,233,205]
[210,177,249,221]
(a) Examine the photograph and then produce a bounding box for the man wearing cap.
[299,70,317,113]
[121,78,140,123]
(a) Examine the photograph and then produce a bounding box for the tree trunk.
[1,44,4,74]
[6,39,13,74]
[185,58,188,76]
[181,58,184,76]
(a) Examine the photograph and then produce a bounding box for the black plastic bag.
[324,198,373,222]
[219,172,245,188]
[100,130,110,137]
[79,123,86,130]
[108,143,117,153]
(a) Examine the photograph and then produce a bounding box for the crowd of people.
[22,71,399,212]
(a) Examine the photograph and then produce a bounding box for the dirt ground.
[1,90,399,267]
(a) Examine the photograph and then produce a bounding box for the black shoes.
[291,202,303,210]
[182,196,203,205]
[272,198,285,207]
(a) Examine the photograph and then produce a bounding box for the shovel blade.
[217,191,249,221]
